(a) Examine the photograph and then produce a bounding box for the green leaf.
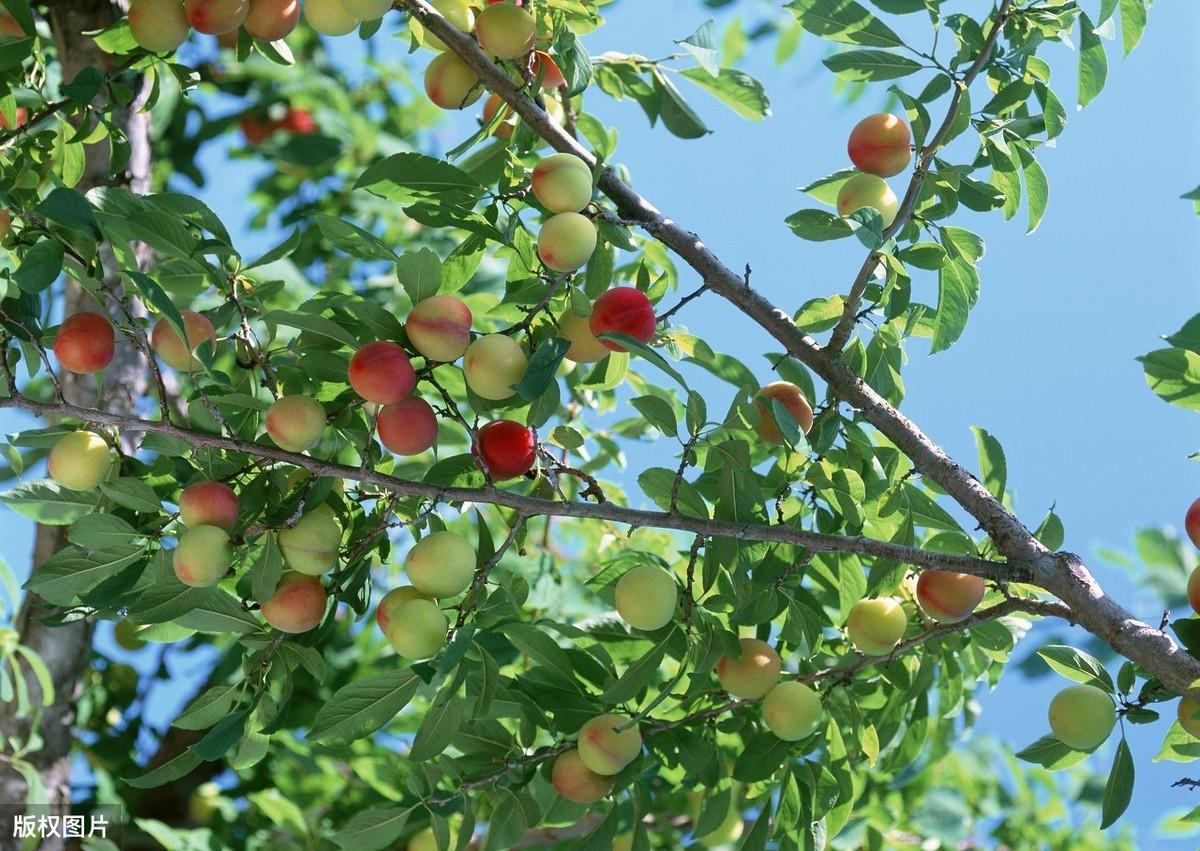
[409,684,465,761]
[1138,348,1200,411]
[786,0,904,47]
[1118,0,1147,56]
[14,240,65,294]
[123,749,203,789]
[969,427,1006,499]
[679,67,771,121]
[823,49,921,81]
[785,209,854,242]
[395,248,443,304]
[1100,738,1134,828]
[1077,12,1108,108]
[637,467,709,518]
[653,69,710,139]
[100,478,162,513]
[1037,645,1114,691]
[309,670,422,745]
[330,807,414,851]
[355,153,485,204]
[630,395,678,438]
[600,626,675,704]
[261,309,359,348]
[515,337,570,402]
[174,685,241,731]
[930,257,978,354]
[191,709,250,760]
[1014,734,1089,771]
[676,19,719,76]
[597,333,689,392]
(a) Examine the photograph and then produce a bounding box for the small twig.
[656,282,709,325]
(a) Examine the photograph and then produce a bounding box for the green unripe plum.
[184,0,248,35]
[129,0,191,52]
[915,570,986,623]
[384,597,449,659]
[716,638,781,699]
[761,681,821,741]
[1048,684,1115,750]
[577,713,641,775]
[532,153,593,214]
[463,333,527,400]
[551,748,613,804]
[614,565,677,631]
[341,0,391,20]
[173,525,232,587]
[376,586,432,635]
[846,597,906,655]
[612,835,633,851]
[48,430,113,491]
[407,824,460,851]
[406,294,472,363]
[836,173,898,227]
[424,52,483,110]
[151,310,216,371]
[265,395,326,452]
[278,510,342,575]
[304,0,357,35]
[423,0,475,51]
[114,620,146,651]
[1190,565,1200,618]
[557,311,609,364]
[405,530,475,598]
[1179,695,1200,738]
[187,782,221,823]
[537,212,597,273]
[474,2,535,59]
[261,573,327,633]
[697,804,744,848]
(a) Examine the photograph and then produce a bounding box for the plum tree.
[422,0,475,51]
[577,713,641,775]
[53,312,115,374]
[762,682,821,741]
[1179,695,1200,738]
[1186,496,1200,548]
[425,52,483,109]
[375,586,431,634]
[537,212,597,272]
[464,333,527,400]
[184,0,248,34]
[48,430,113,491]
[474,2,535,59]
[614,565,677,631]
[557,311,610,364]
[243,0,299,40]
[1048,684,1115,750]
[265,394,326,452]
[847,113,912,178]
[129,0,192,52]
[405,530,476,598]
[348,340,416,404]
[532,153,593,214]
[378,398,439,456]
[846,597,907,655]
[716,638,782,699]
[753,381,813,444]
[261,573,327,633]
[406,294,473,362]
[384,597,448,659]
[151,310,216,371]
[476,419,536,479]
[179,481,239,531]
[341,0,392,20]
[836,173,899,227]
[278,509,342,575]
[304,0,358,35]
[588,287,656,352]
[173,526,232,587]
[551,748,613,804]
[915,570,986,623]
[113,620,146,651]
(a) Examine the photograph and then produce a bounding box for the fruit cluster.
[836,112,912,228]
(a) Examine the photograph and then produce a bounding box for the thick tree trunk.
[0,3,152,848]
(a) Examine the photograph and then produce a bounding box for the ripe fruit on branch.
[384,597,449,659]
[836,173,899,227]
[243,0,299,40]
[341,0,392,20]
[406,530,476,598]
[474,2,535,59]
[481,93,516,138]
[265,395,326,452]
[532,153,592,214]
[348,340,416,404]
[762,681,821,741]
[1186,497,1200,548]
[173,526,232,587]
[915,570,985,623]
[422,0,475,51]
[129,0,192,51]
[151,310,216,371]
[261,573,327,633]
[1048,684,1115,750]
[304,0,358,35]
[278,106,316,133]
[278,509,342,575]
[376,586,432,634]
[476,419,536,479]
[53,312,115,374]
[537,212,597,272]
[753,381,813,444]
[614,565,677,631]
[1188,567,1200,617]
[179,481,239,531]
[425,52,483,109]
[184,0,248,34]
[577,713,641,775]
[846,597,906,655]
[1179,695,1200,739]
[557,311,609,364]
[378,398,439,456]
[464,333,527,400]
[716,638,781,699]
[532,51,566,90]
[551,748,613,804]
[589,287,656,352]
[406,294,473,362]
[48,431,113,492]
[0,210,11,240]
[847,113,912,178]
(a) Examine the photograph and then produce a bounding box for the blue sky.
[3,0,1199,845]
